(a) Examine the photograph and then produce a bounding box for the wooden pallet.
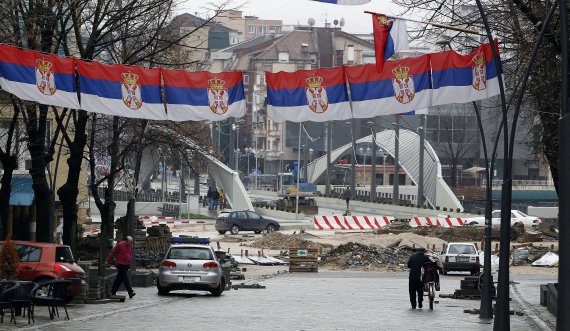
[289,247,319,273]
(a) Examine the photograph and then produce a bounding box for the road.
[10,271,556,331]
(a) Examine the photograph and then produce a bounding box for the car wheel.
[210,278,225,297]
[230,225,240,235]
[217,230,227,234]
[254,230,261,234]
[266,224,276,233]
[157,279,169,296]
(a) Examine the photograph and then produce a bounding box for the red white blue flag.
[430,41,501,106]
[346,54,432,117]
[372,14,409,72]
[163,70,245,122]
[77,61,165,120]
[310,0,371,4]
[0,45,79,109]
[266,67,351,123]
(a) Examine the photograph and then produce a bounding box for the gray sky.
[179,0,403,33]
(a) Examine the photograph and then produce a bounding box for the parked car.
[464,210,543,228]
[156,244,225,296]
[215,210,280,235]
[438,242,480,275]
[0,241,87,301]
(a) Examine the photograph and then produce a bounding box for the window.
[243,74,249,85]
[56,246,75,262]
[167,247,212,260]
[278,52,289,63]
[336,50,344,66]
[248,25,256,33]
[16,245,42,262]
[246,211,261,219]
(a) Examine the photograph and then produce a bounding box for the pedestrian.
[407,247,431,309]
[219,189,226,209]
[206,187,214,210]
[105,236,136,299]
[342,186,352,209]
[213,188,220,210]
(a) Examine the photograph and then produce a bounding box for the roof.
[9,176,34,206]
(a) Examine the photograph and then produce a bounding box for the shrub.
[436,206,440,210]
[456,208,461,213]
[443,207,448,211]
[0,237,19,280]
[477,210,482,215]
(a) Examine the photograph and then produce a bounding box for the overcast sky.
[179,0,403,34]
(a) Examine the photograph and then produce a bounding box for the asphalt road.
[10,271,556,331]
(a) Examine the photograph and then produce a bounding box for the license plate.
[456,257,469,262]
[183,277,200,283]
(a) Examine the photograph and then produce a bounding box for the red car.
[0,241,87,300]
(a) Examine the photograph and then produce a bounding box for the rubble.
[319,242,416,271]
[247,232,331,250]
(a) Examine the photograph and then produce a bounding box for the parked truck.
[275,168,319,214]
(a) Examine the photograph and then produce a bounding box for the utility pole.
[370,122,377,201]
[392,116,400,204]
[229,118,235,170]
[326,121,331,196]
[417,115,427,206]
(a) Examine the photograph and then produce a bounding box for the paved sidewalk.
[3,271,555,330]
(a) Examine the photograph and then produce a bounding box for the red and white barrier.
[313,215,394,230]
[409,216,465,228]
[409,217,441,227]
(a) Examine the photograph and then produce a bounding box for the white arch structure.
[306,129,462,210]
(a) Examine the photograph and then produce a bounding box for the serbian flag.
[163,70,245,121]
[431,41,501,106]
[372,14,409,72]
[346,54,432,118]
[266,67,351,123]
[77,61,165,120]
[310,0,371,4]
[0,45,79,109]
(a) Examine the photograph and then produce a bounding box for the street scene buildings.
[0,0,565,330]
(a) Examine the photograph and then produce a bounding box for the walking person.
[342,186,352,209]
[213,188,220,211]
[407,247,431,309]
[206,187,214,210]
[105,236,136,299]
[219,189,226,209]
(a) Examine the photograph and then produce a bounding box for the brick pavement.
[3,271,556,331]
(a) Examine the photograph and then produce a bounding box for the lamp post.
[234,148,240,173]
[367,120,378,201]
[392,117,400,204]
[358,147,364,186]
[245,147,254,175]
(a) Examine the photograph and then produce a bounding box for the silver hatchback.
[157,244,225,296]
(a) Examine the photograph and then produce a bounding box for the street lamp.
[234,148,240,172]
[245,147,255,175]
[308,148,314,163]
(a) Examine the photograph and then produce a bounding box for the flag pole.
[364,11,486,36]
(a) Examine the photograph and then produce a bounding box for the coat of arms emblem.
[35,58,56,96]
[121,72,142,110]
[392,65,415,104]
[471,52,487,91]
[207,78,229,114]
[305,75,328,113]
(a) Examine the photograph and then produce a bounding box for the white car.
[439,242,480,275]
[464,210,542,228]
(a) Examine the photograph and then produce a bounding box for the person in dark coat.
[407,247,431,309]
[213,188,220,210]
[342,186,352,209]
[206,187,214,210]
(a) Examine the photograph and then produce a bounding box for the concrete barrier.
[313,215,394,230]
[409,216,465,227]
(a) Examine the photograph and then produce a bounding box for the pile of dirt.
[320,242,415,271]
[247,232,331,250]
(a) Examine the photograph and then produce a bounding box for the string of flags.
[0,10,501,124]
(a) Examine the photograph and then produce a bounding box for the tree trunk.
[0,155,17,239]
[450,161,458,188]
[58,111,88,255]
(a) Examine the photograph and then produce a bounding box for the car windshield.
[56,246,75,262]
[518,211,528,217]
[167,247,213,260]
[448,245,476,255]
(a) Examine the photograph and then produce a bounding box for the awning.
[9,176,34,206]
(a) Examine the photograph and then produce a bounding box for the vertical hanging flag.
[372,14,409,72]
[431,41,501,106]
[266,67,351,123]
[163,70,245,121]
[310,0,371,4]
[346,54,432,118]
[0,45,79,109]
[76,61,165,120]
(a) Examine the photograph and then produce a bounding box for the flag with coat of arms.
[372,14,409,72]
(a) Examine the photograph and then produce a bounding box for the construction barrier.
[140,216,207,227]
[313,215,394,230]
[409,217,465,228]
